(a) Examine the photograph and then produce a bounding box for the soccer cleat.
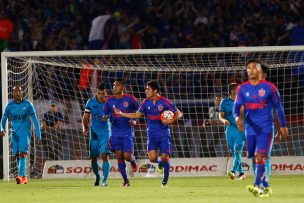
[16,176,22,184]
[238,173,246,180]
[227,171,235,180]
[260,187,272,198]
[161,182,168,188]
[101,181,108,187]
[94,175,100,186]
[121,181,130,187]
[131,162,138,173]
[20,177,28,184]
[247,185,262,197]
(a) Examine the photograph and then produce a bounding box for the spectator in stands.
[0,9,14,52]
[89,9,120,50]
[29,15,44,51]
[41,101,64,160]
[291,17,304,45]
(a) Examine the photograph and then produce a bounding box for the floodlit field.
[1,175,304,203]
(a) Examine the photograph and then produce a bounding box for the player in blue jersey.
[219,83,246,180]
[233,59,288,197]
[102,79,139,187]
[82,83,111,187]
[114,80,183,187]
[1,85,41,184]
[245,64,282,179]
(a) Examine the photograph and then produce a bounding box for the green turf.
[0,175,304,203]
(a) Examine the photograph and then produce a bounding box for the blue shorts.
[147,133,172,155]
[246,131,274,159]
[11,132,30,155]
[226,126,245,156]
[110,131,134,154]
[90,131,110,158]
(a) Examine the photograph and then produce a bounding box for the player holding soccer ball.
[114,80,183,187]
[233,59,288,197]
[82,83,111,187]
[1,85,41,184]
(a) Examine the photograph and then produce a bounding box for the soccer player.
[102,79,139,187]
[250,64,282,179]
[114,80,183,187]
[219,83,246,180]
[0,85,41,184]
[82,83,111,187]
[233,59,288,197]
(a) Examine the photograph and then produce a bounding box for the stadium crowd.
[0,0,304,52]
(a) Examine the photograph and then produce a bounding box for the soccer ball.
[160,110,174,121]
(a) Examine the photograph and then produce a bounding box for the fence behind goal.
[1,46,304,180]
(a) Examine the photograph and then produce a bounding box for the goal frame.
[2,45,304,181]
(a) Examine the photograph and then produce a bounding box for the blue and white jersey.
[85,97,110,134]
[1,99,41,139]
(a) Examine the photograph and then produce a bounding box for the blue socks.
[130,155,137,167]
[254,160,269,187]
[266,159,271,178]
[252,158,271,177]
[92,161,100,178]
[118,160,128,182]
[18,157,26,177]
[162,158,170,184]
[233,152,243,174]
[251,159,256,175]
[102,161,110,182]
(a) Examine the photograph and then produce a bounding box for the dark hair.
[114,78,126,85]
[228,83,238,94]
[261,64,268,75]
[49,100,57,106]
[98,83,106,90]
[146,80,160,92]
[246,59,261,66]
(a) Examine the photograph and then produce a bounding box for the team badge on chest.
[158,104,163,111]
[259,88,265,97]
[123,101,129,108]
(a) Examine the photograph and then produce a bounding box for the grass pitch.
[1,175,304,203]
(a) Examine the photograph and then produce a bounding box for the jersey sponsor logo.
[123,101,129,108]
[245,100,266,109]
[148,114,161,120]
[11,113,27,121]
[158,104,163,111]
[91,114,103,120]
[259,88,265,97]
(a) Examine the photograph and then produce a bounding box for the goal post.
[1,46,304,181]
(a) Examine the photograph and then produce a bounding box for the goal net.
[1,46,304,180]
